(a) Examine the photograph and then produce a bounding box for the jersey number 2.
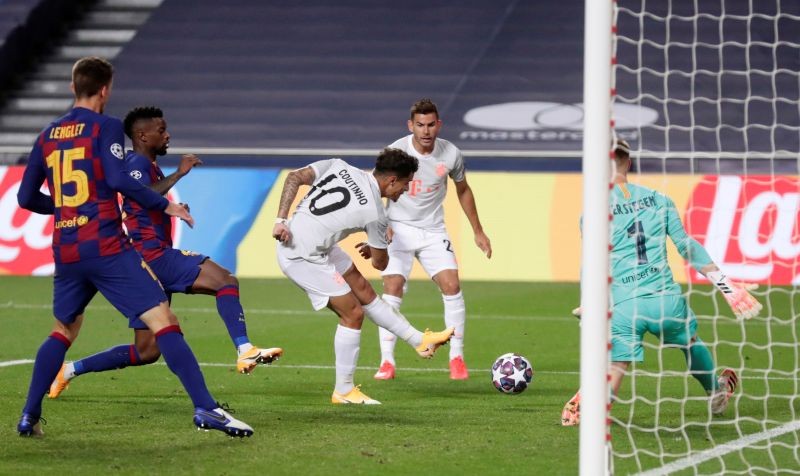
[626,220,649,264]
[45,147,89,208]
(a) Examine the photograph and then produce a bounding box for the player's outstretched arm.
[151,154,202,196]
[665,195,762,320]
[272,166,315,242]
[454,178,492,258]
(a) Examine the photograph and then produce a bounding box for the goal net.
[594,1,800,474]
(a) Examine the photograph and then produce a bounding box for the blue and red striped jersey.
[122,151,173,261]
[17,107,169,264]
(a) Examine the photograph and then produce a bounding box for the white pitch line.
[0,359,34,367]
[637,420,800,476]
[3,301,771,326]
[0,301,570,322]
[0,358,577,375]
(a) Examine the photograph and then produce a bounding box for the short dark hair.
[71,57,113,99]
[375,148,418,179]
[409,98,439,120]
[123,106,164,139]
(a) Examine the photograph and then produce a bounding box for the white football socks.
[334,325,361,395]
[237,343,253,356]
[364,295,423,348]
[63,362,76,380]
[376,294,402,364]
[443,291,466,360]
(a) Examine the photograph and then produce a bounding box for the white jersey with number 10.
[284,158,388,263]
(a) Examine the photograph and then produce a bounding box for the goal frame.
[580,0,613,474]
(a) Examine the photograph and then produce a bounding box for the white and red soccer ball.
[491,353,533,394]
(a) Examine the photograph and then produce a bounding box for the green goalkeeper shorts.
[610,294,698,362]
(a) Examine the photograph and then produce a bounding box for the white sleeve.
[309,158,336,180]
[365,217,388,249]
[450,148,466,182]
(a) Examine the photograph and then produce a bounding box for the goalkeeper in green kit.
[561,139,763,426]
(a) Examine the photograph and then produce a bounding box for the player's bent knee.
[52,315,83,342]
[441,283,461,295]
[383,275,405,296]
[221,273,239,288]
[139,302,179,332]
[137,344,161,363]
[341,309,364,329]
[329,294,365,328]
[433,270,461,295]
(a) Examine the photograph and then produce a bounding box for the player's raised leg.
[48,328,160,398]
[191,258,282,374]
[344,265,454,361]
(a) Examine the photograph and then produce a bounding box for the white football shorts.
[381,221,458,280]
[277,243,354,310]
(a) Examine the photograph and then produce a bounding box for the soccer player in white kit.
[272,148,455,404]
[373,99,492,381]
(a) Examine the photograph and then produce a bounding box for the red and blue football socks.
[22,333,70,417]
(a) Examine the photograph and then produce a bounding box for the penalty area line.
[637,420,800,476]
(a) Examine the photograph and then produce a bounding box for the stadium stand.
[104,0,570,151]
[0,0,161,152]
[1,0,795,171]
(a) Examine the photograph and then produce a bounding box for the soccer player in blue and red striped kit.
[47,106,282,398]
[16,56,253,437]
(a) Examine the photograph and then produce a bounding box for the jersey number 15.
[45,147,89,208]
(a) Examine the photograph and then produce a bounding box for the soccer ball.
[491,353,533,394]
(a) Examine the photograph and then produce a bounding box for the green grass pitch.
[1,276,797,474]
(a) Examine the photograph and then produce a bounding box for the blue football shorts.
[125,248,208,330]
[53,249,167,327]
[147,248,207,294]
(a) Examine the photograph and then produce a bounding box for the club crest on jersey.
[436,163,447,177]
[110,143,124,159]
[129,170,142,180]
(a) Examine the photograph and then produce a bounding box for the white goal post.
[580,0,612,475]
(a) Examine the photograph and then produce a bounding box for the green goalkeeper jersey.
[609,182,713,305]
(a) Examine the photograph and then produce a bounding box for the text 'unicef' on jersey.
[618,264,663,286]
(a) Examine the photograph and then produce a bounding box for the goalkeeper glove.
[706,271,762,320]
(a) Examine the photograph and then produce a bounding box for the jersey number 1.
[45,147,89,208]
[627,220,649,265]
